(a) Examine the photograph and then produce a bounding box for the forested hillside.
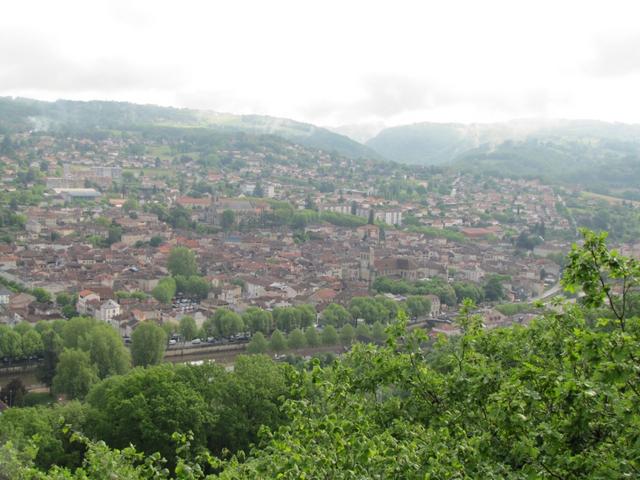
[366,119,640,196]
[0,97,377,160]
[2,229,640,479]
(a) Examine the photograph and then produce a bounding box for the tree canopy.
[167,247,198,277]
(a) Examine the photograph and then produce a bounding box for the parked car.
[191,338,202,345]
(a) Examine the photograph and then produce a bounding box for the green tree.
[0,400,87,470]
[211,308,244,338]
[55,292,73,307]
[149,235,163,247]
[152,277,176,304]
[20,329,43,358]
[61,316,96,349]
[287,328,306,350]
[242,307,272,334]
[355,323,371,342]
[273,307,300,332]
[247,332,268,354]
[122,198,139,213]
[305,326,320,347]
[483,275,505,302]
[563,228,640,331]
[339,324,355,345]
[31,287,51,303]
[84,364,211,464]
[349,297,391,324]
[320,303,351,327]
[179,316,198,341]
[167,247,198,277]
[209,355,289,453]
[405,295,431,319]
[269,329,287,352]
[107,224,122,245]
[453,281,485,304]
[13,321,32,336]
[52,349,98,399]
[79,323,130,379]
[221,209,236,231]
[161,321,178,339]
[321,325,338,345]
[371,321,387,343]
[0,378,27,407]
[297,304,317,328]
[37,328,64,386]
[131,321,167,367]
[184,275,211,300]
[0,328,23,359]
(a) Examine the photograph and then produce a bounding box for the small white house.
[96,299,121,326]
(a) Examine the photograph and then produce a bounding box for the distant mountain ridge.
[0,97,380,160]
[364,119,640,194]
[365,119,640,165]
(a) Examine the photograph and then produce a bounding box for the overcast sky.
[2,0,640,127]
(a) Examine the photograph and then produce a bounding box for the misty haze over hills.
[363,119,640,165]
[0,97,380,160]
[3,96,640,195]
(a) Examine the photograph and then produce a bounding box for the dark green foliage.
[174,275,210,300]
[269,329,287,352]
[0,401,87,470]
[247,332,268,354]
[304,326,320,347]
[348,296,398,324]
[404,295,432,319]
[483,274,506,302]
[131,321,167,367]
[52,349,99,399]
[272,305,315,332]
[321,325,338,345]
[286,328,306,350]
[319,303,351,328]
[373,276,457,306]
[85,364,212,463]
[0,378,27,407]
[167,247,198,277]
[178,316,198,341]
[207,309,244,338]
[242,307,272,334]
[152,277,177,304]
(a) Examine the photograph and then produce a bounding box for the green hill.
[366,119,640,193]
[0,97,379,160]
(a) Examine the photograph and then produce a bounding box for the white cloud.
[1,0,640,126]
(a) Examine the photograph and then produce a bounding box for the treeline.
[372,276,507,305]
[0,315,173,401]
[176,294,433,345]
[246,321,388,355]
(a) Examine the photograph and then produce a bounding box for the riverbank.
[1,343,347,390]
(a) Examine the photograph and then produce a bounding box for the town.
[1,127,624,349]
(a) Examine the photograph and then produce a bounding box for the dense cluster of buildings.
[1,130,627,336]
